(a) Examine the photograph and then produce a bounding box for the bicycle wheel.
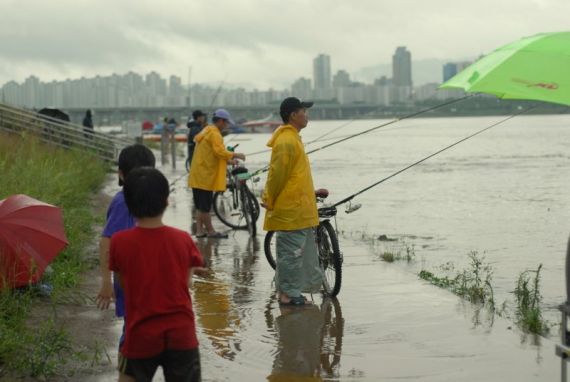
[264,231,276,269]
[317,221,342,297]
[241,188,257,236]
[246,187,261,222]
[213,189,247,229]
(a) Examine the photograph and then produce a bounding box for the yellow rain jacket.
[188,125,234,191]
[262,125,319,231]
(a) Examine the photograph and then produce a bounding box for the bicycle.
[212,164,260,236]
[263,191,345,297]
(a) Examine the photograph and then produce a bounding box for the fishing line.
[306,95,474,156]
[244,94,476,175]
[331,105,537,208]
[244,96,473,158]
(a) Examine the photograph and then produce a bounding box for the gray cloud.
[1,0,569,88]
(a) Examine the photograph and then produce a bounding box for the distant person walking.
[186,110,207,169]
[82,109,94,139]
[188,108,246,239]
[261,97,323,306]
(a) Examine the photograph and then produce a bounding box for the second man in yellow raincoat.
[189,108,245,239]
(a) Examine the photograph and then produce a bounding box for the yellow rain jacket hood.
[188,125,233,191]
[262,124,318,231]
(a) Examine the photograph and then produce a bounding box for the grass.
[0,132,108,378]
[513,264,549,335]
[419,251,495,308]
[418,251,549,336]
[379,242,416,263]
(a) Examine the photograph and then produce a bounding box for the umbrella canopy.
[0,194,68,288]
[37,107,70,123]
[440,31,570,106]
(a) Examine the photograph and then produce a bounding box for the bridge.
[64,104,401,126]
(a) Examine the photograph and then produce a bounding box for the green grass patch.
[419,251,495,307]
[513,264,549,335]
[380,243,416,263]
[0,132,108,378]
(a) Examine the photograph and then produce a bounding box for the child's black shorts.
[192,188,214,213]
[118,348,201,382]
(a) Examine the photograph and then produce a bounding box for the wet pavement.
[89,155,561,381]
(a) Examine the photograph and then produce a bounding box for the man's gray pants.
[275,228,323,298]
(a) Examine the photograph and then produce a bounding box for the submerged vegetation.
[417,250,550,335]
[344,228,551,336]
[0,133,108,378]
[513,264,549,335]
[419,251,495,308]
[379,242,416,263]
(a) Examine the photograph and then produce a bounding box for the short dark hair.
[117,144,156,186]
[192,110,205,120]
[123,167,169,218]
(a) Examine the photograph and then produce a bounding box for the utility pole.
[187,66,192,108]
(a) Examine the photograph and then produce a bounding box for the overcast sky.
[0,0,569,89]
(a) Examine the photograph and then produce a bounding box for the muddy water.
[94,114,568,381]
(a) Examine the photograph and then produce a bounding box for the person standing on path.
[187,110,207,169]
[82,109,94,139]
[261,97,323,306]
[188,108,246,239]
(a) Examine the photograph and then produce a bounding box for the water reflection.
[231,236,261,304]
[265,298,344,381]
[193,238,241,360]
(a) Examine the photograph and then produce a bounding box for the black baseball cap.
[280,97,314,116]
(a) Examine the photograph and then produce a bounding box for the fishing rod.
[246,101,452,157]
[306,95,475,156]
[331,105,537,209]
[246,94,476,173]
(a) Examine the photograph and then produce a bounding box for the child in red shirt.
[110,167,205,382]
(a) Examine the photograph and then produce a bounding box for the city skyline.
[1,48,467,109]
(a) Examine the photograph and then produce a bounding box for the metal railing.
[0,102,135,162]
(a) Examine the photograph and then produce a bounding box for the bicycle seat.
[231,167,249,176]
[315,188,329,199]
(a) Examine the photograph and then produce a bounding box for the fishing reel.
[345,201,362,214]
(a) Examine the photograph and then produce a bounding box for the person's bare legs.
[196,211,215,235]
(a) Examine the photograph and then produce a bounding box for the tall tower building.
[443,63,458,82]
[313,54,331,90]
[392,46,412,87]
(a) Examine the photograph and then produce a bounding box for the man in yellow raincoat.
[189,109,245,238]
[262,97,323,306]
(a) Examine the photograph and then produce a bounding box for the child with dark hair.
[111,167,205,382]
[95,144,156,380]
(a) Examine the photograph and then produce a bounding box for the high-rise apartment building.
[392,46,412,87]
[313,54,331,90]
[442,63,458,82]
[291,77,312,100]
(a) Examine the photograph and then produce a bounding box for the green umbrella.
[440,31,570,106]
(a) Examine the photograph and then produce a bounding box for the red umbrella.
[142,120,154,130]
[0,194,68,288]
